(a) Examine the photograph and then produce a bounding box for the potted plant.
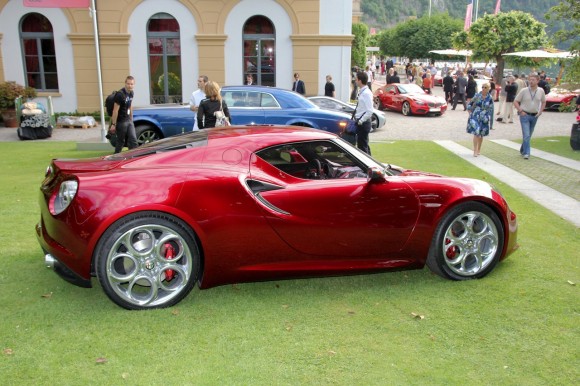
[0,81,37,127]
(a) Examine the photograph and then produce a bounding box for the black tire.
[374,97,384,111]
[94,211,200,310]
[136,124,162,146]
[402,101,412,116]
[426,202,504,280]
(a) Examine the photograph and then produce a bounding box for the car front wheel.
[426,202,504,280]
[371,114,379,131]
[95,212,200,310]
[136,124,161,146]
[402,101,412,116]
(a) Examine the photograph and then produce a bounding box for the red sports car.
[545,88,580,111]
[37,127,518,309]
[374,83,448,116]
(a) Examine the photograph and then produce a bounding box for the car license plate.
[430,107,441,112]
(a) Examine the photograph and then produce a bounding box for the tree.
[545,0,580,85]
[452,11,548,82]
[381,13,462,61]
[351,23,369,68]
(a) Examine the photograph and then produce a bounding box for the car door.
[247,140,420,258]
[383,85,399,111]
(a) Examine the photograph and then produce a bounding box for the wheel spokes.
[442,211,499,276]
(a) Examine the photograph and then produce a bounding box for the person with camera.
[353,71,373,155]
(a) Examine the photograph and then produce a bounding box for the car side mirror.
[367,167,387,183]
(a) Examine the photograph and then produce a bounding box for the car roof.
[206,126,336,151]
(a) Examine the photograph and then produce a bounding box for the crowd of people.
[108,57,553,161]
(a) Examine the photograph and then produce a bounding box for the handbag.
[214,100,230,127]
[344,100,359,134]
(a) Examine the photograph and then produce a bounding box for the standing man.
[442,71,454,104]
[324,75,335,98]
[513,72,546,160]
[353,71,373,155]
[189,75,208,130]
[452,72,468,111]
[110,75,137,153]
[292,73,305,95]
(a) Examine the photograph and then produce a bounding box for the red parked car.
[37,127,518,309]
[544,88,580,111]
[374,83,448,116]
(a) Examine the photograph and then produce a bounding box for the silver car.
[308,96,386,132]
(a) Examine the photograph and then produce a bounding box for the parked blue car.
[132,86,351,145]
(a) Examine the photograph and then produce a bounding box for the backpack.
[105,90,118,117]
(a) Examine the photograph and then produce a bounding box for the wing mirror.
[367,167,387,183]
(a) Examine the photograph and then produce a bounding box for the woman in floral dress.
[466,82,494,157]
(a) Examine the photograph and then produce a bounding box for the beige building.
[0,0,353,113]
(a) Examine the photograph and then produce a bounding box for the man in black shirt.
[110,76,137,153]
[324,75,335,98]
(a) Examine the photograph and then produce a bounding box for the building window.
[147,13,181,104]
[243,16,275,87]
[20,13,59,91]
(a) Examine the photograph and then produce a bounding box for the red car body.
[545,88,579,111]
[374,83,448,116]
[37,127,518,309]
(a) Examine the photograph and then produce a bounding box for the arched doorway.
[147,13,181,104]
[243,16,275,87]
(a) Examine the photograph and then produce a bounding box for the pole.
[90,0,107,142]
[475,0,479,21]
[429,0,432,17]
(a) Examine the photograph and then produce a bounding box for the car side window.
[256,141,366,180]
[261,93,279,108]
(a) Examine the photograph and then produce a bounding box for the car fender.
[134,115,162,132]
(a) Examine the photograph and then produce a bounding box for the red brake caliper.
[163,243,176,281]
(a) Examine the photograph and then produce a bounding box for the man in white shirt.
[354,71,374,155]
[189,75,208,130]
[513,72,546,159]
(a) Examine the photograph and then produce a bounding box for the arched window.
[20,13,59,91]
[147,13,181,104]
[243,16,275,87]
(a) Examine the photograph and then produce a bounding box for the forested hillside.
[361,0,560,29]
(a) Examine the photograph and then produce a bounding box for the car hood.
[405,93,445,103]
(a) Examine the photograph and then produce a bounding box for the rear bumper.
[36,222,92,288]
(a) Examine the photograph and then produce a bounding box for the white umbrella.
[429,49,473,57]
[503,49,575,59]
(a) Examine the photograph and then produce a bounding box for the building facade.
[0,0,353,113]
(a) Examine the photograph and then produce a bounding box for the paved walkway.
[435,140,580,227]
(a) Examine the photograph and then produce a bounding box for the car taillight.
[50,180,78,215]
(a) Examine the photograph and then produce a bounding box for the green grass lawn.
[0,141,578,385]
[512,136,580,161]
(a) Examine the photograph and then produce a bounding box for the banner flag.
[464,0,473,31]
[24,0,90,7]
[494,0,501,15]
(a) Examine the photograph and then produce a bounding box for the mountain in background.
[361,0,564,42]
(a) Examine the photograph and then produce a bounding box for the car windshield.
[105,131,209,160]
[398,84,424,94]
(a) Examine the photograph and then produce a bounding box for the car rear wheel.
[371,114,379,131]
[374,97,384,111]
[95,212,200,310]
[136,124,161,146]
[402,101,412,116]
[426,202,504,280]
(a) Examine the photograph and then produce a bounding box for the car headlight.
[51,180,78,215]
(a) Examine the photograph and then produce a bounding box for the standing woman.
[466,82,494,157]
[422,73,433,94]
[197,81,231,129]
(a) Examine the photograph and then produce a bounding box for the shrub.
[0,81,37,109]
